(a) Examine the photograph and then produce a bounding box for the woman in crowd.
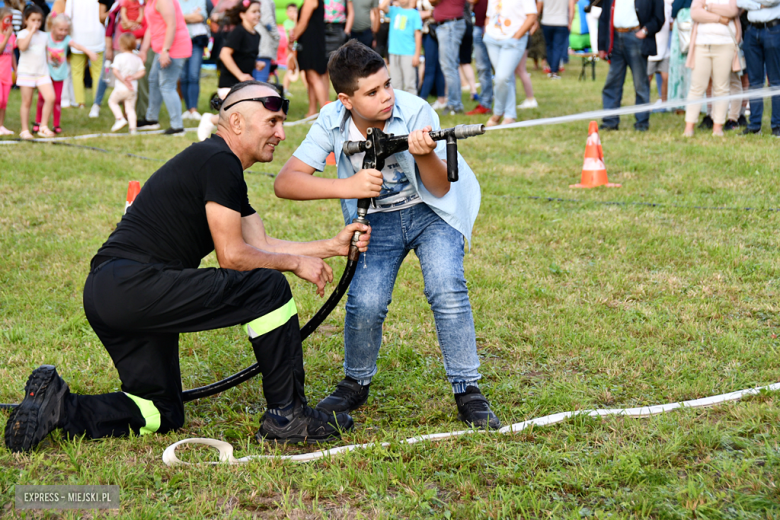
[683,0,740,137]
[418,0,447,109]
[65,0,106,108]
[292,0,329,116]
[484,0,537,126]
[668,0,693,111]
[179,0,210,120]
[141,0,193,134]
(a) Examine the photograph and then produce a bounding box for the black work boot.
[315,378,370,415]
[455,386,501,430]
[256,403,354,444]
[5,365,69,453]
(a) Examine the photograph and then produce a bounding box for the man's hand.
[599,50,608,60]
[331,223,372,256]
[635,27,647,39]
[348,168,383,199]
[408,125,437,156]
[293,256,334,297]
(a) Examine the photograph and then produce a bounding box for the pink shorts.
[16,75,52,88]
[0,82,10,109]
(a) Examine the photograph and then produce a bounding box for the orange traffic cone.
[570,121,621,188]
[125,181,141,214]
[326,151,337,165]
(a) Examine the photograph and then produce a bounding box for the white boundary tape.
[162,381,780,466]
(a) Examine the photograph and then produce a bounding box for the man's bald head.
[218,82,282,127]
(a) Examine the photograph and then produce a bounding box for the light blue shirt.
[388,6,423,56]
[292,90,482,246]
[736,0,780,22]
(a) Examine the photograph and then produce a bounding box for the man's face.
[339,67,395,124]
[240,91,287,164]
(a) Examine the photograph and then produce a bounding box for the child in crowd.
[119,0,147,39]
[380,0,422,94]
[16,6,56,138]
[281,2,306,97]
[198,0,263,140]
[0,8,16,136]
[276,41,501,430]
[108,33,145,134]
[34,14,98,134]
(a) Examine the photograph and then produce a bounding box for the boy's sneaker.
[256,403,354,444]
[111,118,128,132]
[137,119,160,130]
[315,378,370,414]
[197,114,216,141]
[455,386,501,430]
[5,365,70,453]
[88,104,100,118]
[466,104,491,115]
[517,98,538,109]
[163,127,185,135]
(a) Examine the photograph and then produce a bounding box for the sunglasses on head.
[222,96,290,115]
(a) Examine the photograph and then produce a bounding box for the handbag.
[727,25,746,72]
[677,18,693,54]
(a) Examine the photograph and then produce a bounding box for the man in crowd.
[5,81,371,453]
[431,0,467,114]
[598,0,665,131]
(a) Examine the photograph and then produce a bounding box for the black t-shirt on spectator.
[218,24,260,88]
[98,0,115,10]
[97,135,255,269]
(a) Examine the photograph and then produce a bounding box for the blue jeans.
[542,24,569,73]
[435,19,466,111]
[344,204,481,392]
[252,57,272,82]
[743,24,780,131]
[350,28,374,48]
[472,25,493,108]
[147,55,185,129]
[601,31,651,129]
[483,34,528,121]
[179,43,204,111]
[93,56,110,106]
[420,32,446,99]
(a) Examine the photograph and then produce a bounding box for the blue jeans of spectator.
[743,24,780,131]
[472,25,493,108]
[179,42,204,111]
[483,33,528,121]
[542,24,569,73]
[601,31,651,129]
[435,19,466,111]
[344,203,481,392]
[419,32,446,99]
[350,28,374,48]
[252,58,272,82]
[147,55,185,129]
[94,54,110,106]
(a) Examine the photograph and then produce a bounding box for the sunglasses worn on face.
[222,96,290,115]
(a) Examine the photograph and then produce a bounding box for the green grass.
[1,64,780,518]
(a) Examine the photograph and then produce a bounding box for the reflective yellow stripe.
[124,393,161,435]
[245,298,298,338]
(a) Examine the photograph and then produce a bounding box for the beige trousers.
[685,43,735,125]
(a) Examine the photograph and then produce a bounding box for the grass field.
[1,64,780,518]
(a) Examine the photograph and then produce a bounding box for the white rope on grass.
[485,86,780,131]
[162,381,780,466]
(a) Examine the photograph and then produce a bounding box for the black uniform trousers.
[62,257,306,440]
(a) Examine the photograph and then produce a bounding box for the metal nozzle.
[452,124,486,139]
[343,140,368,156]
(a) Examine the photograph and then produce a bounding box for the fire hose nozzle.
[343,140,370,156]
[452,124,486,139]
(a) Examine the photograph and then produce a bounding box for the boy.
[276,41,500,429]
[380,0,422,94]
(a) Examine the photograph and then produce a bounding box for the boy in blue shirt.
[276,40,500,429]
[380,0,422,94]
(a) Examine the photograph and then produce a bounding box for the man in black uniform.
[5,81,371,453]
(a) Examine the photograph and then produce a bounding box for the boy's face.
[338,67,395,125]
[399,0,415,8]
[286,6,297,21]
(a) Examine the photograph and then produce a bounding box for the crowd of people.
[0,0,777,138]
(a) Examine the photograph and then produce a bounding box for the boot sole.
[5,365,65,453]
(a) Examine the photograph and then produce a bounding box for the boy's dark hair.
[327,40,386,96]
[286,2,298,8]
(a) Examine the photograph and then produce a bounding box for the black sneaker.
[163,127,185,135]
[698,115,714,130]
[741,127,761,135]
[315,378,370,414]
[724,119,739,131]
[737,115,748,127]
[137,119,160,130]
[772,127,780,138]
[5,365,69,453]
[455,386,501,430]
[599,123,619,131]
[255,403,354,444]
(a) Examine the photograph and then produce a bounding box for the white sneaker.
[89,104,100,118]
[189,110,201,120]
[430,100,447,110]
[517,98,538,109]
[181,111,191,121]
[198,113,216,141]
[111,118,128,132]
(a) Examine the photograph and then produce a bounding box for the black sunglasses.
[222,96,290,115]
